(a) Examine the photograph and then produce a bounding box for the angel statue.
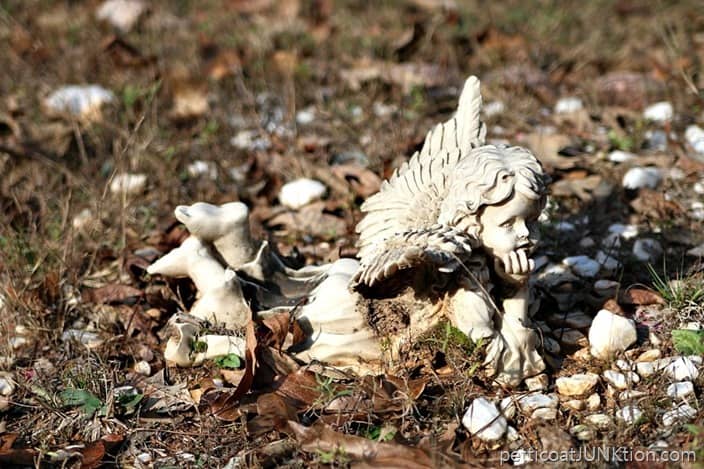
[148,76,550,387]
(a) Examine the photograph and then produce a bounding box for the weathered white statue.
[148,76,550,387]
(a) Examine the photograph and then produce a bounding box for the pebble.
[615,359,634,371]
[553,328,587,347]
[295,108,315,125]
[585,413,612,429]
[643,101,673,122]
[187,161,217,180]
[554,97,583,114]
[61,329,104,348]
[563,255,600,277]
[483,100,505,117]
[603,370,639,390]
[134,360,151,376]
[531,407,557,420]
[372,102,397,118]
[608,223,639,240]
[586,393,601,411]
[644,129,668,151]
[230,130,271,151]
[619,390,647,400]
[616,405,643,424]
[663,404,697,427]
[563,400,585,411]
[543,337,561,355]
[110,173,147,195]
[72,209,94,231]
[636,349,661,362]
[517,393,559,413]
[593,280,620,297]
[499,397,517,420]
[96,0,146,32]
[555,373,599,396]
[0,373,15,396]
[462,397,507,441]
[622,167,662,190]
[505,426,520,442]
[694,179,704,195]
[588,309,637,359]
[570,424,594,441]
[632,238,663,263]
[685,125,704,154]
[564,312,594,329]
[525,374,549,391]
[279,178,327,209]
[667,381,694,400]
[10,337,28,349]
[608,150,637,163]
[595,250,621,274]
[579,237,596,248]
[664,357,699,381]
[44,85,115,120]
[136,452,152,464]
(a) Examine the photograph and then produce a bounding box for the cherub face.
[477,191,541,260]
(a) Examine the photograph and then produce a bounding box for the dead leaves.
[340,59,450,93]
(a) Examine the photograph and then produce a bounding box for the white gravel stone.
[187,161,217,179]
[553,221,576,231]
[664,357,699,381]
[619,390,647,400]
[563,255,601,277]
[643,101,673,122]
[0,373,15,396]
[586,393,601,411]
[555,97,583,114]
[616,405,643,424]
[589,309,637,359]
[667,381,694,399]
[636,349,661,362]
[462,397,507,441]
[136,452,152,464]
[45,85,115,119]
[505,426,520,442]
[570,424,594,441]
[555,373,599,396]
[483,100,505,117]
[62,329,104,348]
[663,404,697,427]
[585,413,613,429]
[622,167,662,190]
[96,0,147,32]
[563,400,585,411]
[134,360,151,376]
[279,178,327,209]
[110,173,147,195]
[603,370,639,390]
[632,238,663,263]
[517,393,559,413]
[685,125,704,154]
[608,150,637,163]
[499,397,517,420]
[525,374,549,391]
[72,209,94,231]
[608,223,639,240]
[230,130,270,151]
[295,108,316,125]
[531,407,557,420]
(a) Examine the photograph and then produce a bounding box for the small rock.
[230,130,270,151]
[664,357,699,381]
[619,390,647,400]
[644,129,668,151]
[462,397,508,441]
[61,329,104,349]
[134,360,151,376]
[525,373,549,391]
[603,370,639,390]
[505,426,520,442]
[295,108,315,125]
[608,150,637,163]
[570,424,594,441]
[608,223,639,239]
[517,393,559,413]
[616,405,643,424]
[594,280,620,297]
[279,178,327,209]
[588,309,637,359]
[543,337,561,354]
[636,349,661,362]
[553,221,576,231]
[595,250,621,274]
[110,173,147,195]
[96,0,146,32]
[586,393,601,411]
[643,101,673,122]
[72,209,94,231]
[615,359,633,371]
[563,399,585,411]
[667,381,694,399]
[632,238,662,263]
[45,85,115,120]
[663,404,697,427]
[556,373,599,396]
[0,373,15,396]
[585,413,612,429]
[499,397,517,420]
[531,407,557,420]
[684,321,703,331]
[10,336,28,349]
[372,102,397,118]
[187,161,217,180]
[564,312,594,329]
[689,355,703,365]
[563,255,601,277]
[136,452,152,464]
[622,167,662,190]
[579,237,596,248]
[555,97,583,114]
[483,100,505,117]
[685,125,704,155]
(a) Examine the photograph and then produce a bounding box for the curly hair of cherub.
[438,144,549,233]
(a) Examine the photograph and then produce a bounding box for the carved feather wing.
[353,76,485,287]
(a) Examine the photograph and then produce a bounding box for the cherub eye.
[500,218,514,228]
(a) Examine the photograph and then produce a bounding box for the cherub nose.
[516,221,529,238]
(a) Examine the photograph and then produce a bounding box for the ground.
[1,0,704,467]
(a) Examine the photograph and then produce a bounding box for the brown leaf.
[84,284,143,305]
[0,434,38,466]
[80,440,105,469]
[619,287,665,306]
[267,201,347,240]
[331,164,382,198]
[629,188,684,219]
[101,36,154,68]
[247,393,299,435]
[289,421,456,468]
[593,72,665,109]
[228,0,273,14]
[261,311,291,349]
[272,369,323,409]
[603,298,626,315]
[521,133,576,170]
[340,59,449,94]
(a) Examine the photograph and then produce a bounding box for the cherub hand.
[493,249,535,286]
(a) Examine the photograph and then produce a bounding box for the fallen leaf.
[261,311,291,349]
[593,71,665,109]
[0,434,37,466]
[629,188,684,219]
[169,80,209,122]
[340,59,449,94]
[101,36,155,68]
[80,440,105,469]
[521,133,577,170]
[619,287,665,306]
[247,393,298,436]
[550,174,609,202]
[84,284,143,305]
[330,164,382,198]
[267,201,347,240]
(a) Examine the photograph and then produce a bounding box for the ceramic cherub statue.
[148,76,550,387]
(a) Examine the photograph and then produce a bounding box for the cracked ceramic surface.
[148,75,550,386]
